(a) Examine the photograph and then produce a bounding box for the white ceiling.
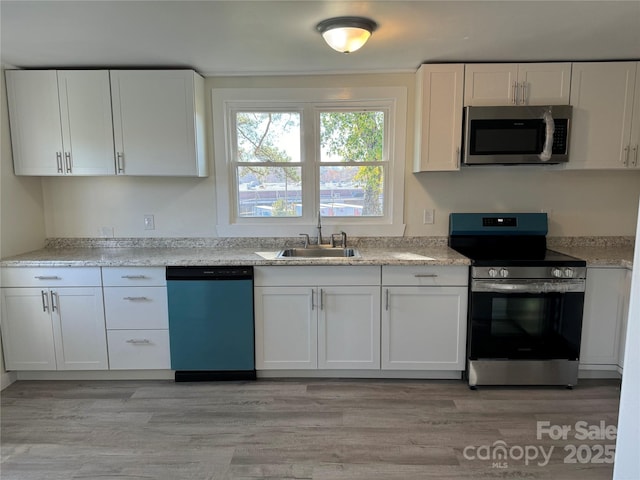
[1,1,639,76]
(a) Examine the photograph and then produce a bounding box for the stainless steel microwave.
[463,105,572,165]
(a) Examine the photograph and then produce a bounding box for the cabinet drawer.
[102,267,166,286]
[254,266,380,286]
[103,287,168,329]
[382,266,468,286]
[1,267,102,287]
[107,329,170,370]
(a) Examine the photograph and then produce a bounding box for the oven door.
[468,279,585,361]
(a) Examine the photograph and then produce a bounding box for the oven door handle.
[472,280,585,294]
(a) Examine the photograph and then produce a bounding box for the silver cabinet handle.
[311,289,315,310]
[456,147,460,168]
[34,275,61,280]
[123,296,149,301]
[512,81,517,105]
[414,274,438,278]
[320,288,324,311]
[121,275,147,279]
[64,152,72,173]
[116,152,124,173]
[51,291,58,313]
[385,289,389,311]
[41,290,49,313]
[623,146,630,166]
[56,152,63,173]
[631,145,638,167]
[126,339,151,345]
[520,82,526,105]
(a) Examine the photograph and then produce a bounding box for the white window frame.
[212,87,407,237]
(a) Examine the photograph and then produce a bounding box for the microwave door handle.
[538,110,555,162]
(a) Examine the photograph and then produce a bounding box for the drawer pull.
[123,296,149,301]
[414,274,438,278]
[126,339,151,345]
[121,275,148,279]
[34,276,61,280]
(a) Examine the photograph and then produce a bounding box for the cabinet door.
[630,64,640,169]
[580,268,626,367]
[567,62,637,170]
[51,288,108,370]
[0,288,57,370]
[414,64,464,172]
[254,287,317,369]
[318,286,381,369]
[5,70,64,175]
[618,269,633,369]
[464,64,518,106]
[517,63,571,105]
[382,286,467,370]
[110,70,206,176]
[57,71,115,175]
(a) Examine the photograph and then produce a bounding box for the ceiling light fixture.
[316,16,378,54]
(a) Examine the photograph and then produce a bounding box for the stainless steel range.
[449,213,587,388]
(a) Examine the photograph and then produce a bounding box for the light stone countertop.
[0,237,633,269]
[550,245,634,269]
[0,245,471,267]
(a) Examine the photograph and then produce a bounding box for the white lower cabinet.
[579,267,628,370]
[254,286,317,369]
[102,267,170,370]
[381,266,468,371]
[318,286,380,369]
[618,268,632,371]
[254,266,381,370]
[0,267,108,371]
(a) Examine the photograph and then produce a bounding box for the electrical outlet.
[143,214,155,230]
[423,209,435,224]
[99,226,114,238]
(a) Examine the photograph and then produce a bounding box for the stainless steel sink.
[277,247,359,258]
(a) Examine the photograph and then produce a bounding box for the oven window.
[469,292,584,360]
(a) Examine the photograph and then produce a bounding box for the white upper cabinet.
[567,62,640,170]
[414,64,464,172]
[6,70,115,176]
[464,63,571,106]
[6,68,208,177]
[110,70,208,177]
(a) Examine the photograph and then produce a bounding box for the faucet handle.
[299,233,310,248]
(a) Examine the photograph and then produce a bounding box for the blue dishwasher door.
[167,266,255,381]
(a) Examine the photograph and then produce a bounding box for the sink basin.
[277,247,359,258]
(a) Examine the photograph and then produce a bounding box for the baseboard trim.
[257,370,463,380]
[16,370,175,381]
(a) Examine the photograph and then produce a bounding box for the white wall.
[40,73,640,238]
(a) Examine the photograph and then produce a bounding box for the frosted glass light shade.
[316,17,378,54]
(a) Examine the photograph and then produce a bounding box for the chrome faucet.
[316,211,323,245]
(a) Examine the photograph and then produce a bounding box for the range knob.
[499,268,509,278]
[551,268,564,278]
[563,268,574,278]
[488,268,498,278]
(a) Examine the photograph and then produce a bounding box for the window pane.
[236,112,300,163]
[320,166,383,217]
[320,111,384,163]
[237,166,301,217]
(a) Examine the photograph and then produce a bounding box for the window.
[213,87,406,237]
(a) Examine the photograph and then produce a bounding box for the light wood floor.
[1,378,621,480]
